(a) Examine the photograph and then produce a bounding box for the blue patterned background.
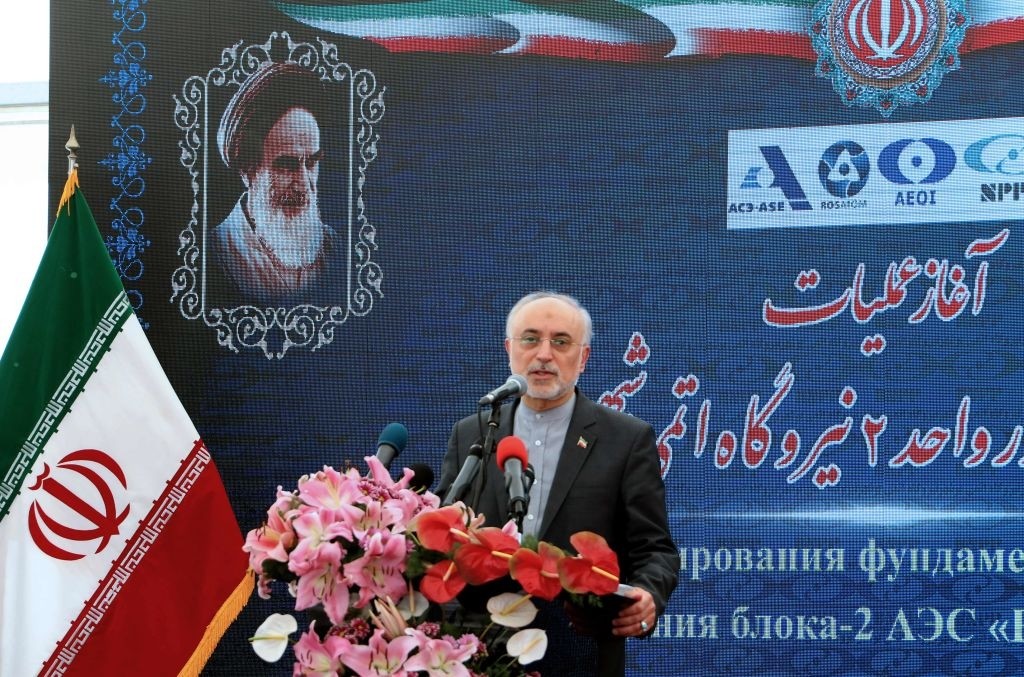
[49,1,1024,674]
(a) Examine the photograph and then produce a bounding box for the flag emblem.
[27,449,130,561]
[810,0,969,116]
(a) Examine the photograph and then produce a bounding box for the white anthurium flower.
[506,628,547,664]
[486,592,538,628]
[249,613,298,662]
[397,591,430,620]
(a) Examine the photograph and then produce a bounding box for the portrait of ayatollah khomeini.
[211,61,341,304]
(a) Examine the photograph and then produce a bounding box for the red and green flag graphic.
[274,0,1024,61]
[0,170,251,676]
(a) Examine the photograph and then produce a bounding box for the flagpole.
[65,125,79,176]
[59,127,80,215]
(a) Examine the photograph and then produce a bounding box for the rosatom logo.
[819,141,871,198]
[809,0,969,117]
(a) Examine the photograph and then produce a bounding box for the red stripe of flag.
[694,29,816,61]
[42,442,248,676]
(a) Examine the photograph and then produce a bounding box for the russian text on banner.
[0,170,252,676]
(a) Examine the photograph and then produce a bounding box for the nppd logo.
[27,449,131,561]
[810,0,969,117]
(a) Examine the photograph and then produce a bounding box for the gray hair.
[505,291,593,346]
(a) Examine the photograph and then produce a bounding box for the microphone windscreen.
[378,422,409,453]
[508,373,528,395]
[407,463,434,493]
[496,435,529,470]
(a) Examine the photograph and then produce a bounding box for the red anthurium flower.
[454,527,519,585]
[509,542,566,601]
[558,531,620,596]
[420,559,467,604]
[413,505,470,554]
[569,531,619,575]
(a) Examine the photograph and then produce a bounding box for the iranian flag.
[0,171,251,676]
[274,0,1024,60]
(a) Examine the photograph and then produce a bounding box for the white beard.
[247,174,326,269]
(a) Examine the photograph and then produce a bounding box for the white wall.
[0,2,49,352]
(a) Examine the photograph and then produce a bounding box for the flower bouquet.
[243,456,622,676]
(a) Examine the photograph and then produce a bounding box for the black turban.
[217,62,327,174]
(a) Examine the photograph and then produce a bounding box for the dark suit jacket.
[437,391,679,676]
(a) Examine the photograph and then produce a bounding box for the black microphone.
[496,436,529,519]
[478,374,528,406]
[523,463,535,496]
[375,422,409,470]
[442,443,483,506]
[406,463,434,494]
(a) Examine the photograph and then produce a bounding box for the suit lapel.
[538,394,598,539]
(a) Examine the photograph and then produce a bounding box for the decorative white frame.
[172,32,384,358]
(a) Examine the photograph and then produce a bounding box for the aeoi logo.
[818,141,870,198]
[878,138,957,184]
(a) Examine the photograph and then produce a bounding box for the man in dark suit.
[437,291,678,676]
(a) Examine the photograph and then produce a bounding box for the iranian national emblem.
[27,449,131,561]
[810,0,969,117]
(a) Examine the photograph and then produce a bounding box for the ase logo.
[730,146,813,214]
[809,0,969,117]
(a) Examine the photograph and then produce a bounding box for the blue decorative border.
[99,0,152,320]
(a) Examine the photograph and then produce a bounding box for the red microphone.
[496,436,530,519]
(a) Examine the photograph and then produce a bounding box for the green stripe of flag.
[277,0,670,22]
[0,186,128,503]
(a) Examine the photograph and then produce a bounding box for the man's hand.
[610,586,656,638]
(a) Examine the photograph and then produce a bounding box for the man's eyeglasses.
[511,335,582,352]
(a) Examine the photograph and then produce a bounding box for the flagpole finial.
[66,126,80,176]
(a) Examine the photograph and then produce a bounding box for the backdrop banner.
[49,1,1024,674]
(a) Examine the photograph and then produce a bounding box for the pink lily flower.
[344,531,409,608]
[298,466,367,524]
[244,489,301,594]
[292,624,348,677]
[402,629,479,677]
[339,627,417,677]
[288,509,347,577]
[294,563,350,625]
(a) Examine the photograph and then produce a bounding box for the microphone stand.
[508,464,535,533]
[467,400,503,513]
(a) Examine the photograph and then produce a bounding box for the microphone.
[406,463,434,494]
[496,436,530,519]
[375,422,409,470]
[478,374,528,406]
[442,443,483,506]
